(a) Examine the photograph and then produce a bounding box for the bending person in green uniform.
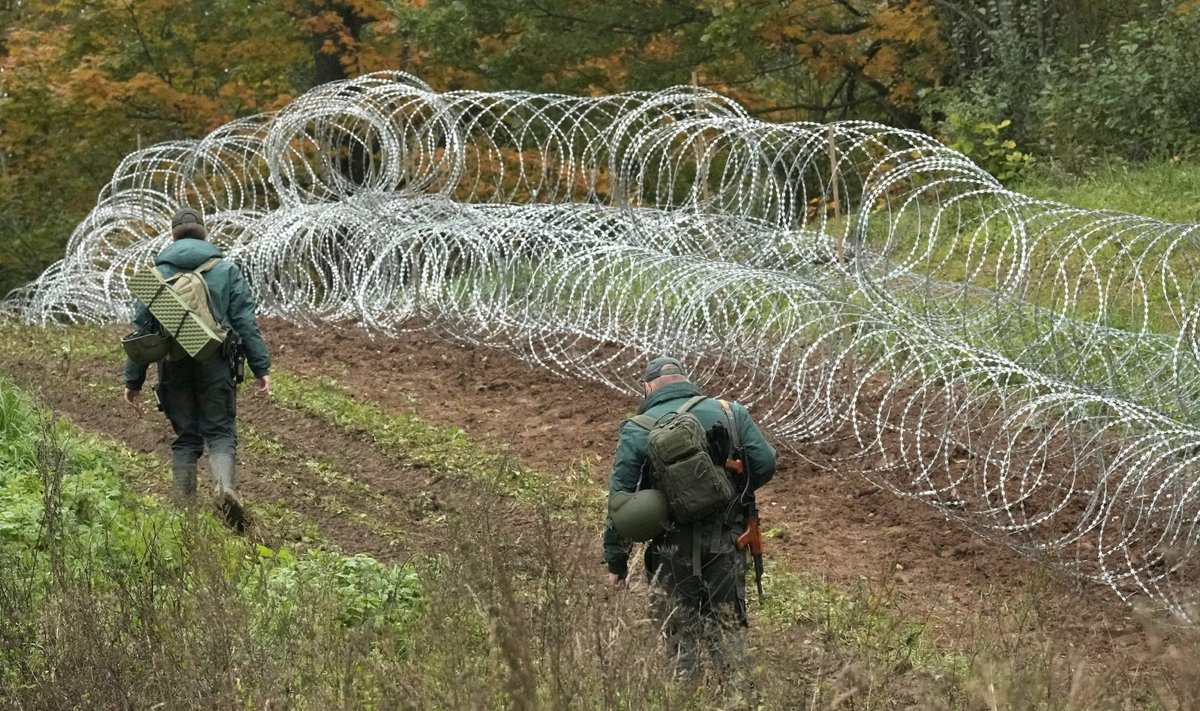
[604,356,776,692]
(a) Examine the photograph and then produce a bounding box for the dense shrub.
[1029,4,1200,168]
[921,81,1036,184]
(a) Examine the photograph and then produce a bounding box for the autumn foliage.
[2,0,1199,294]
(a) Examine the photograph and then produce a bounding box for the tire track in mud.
[0,321,1162,674]
[0,347,496,563]
[262,319,1155,660]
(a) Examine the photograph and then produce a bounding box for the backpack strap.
[150,256,222,284]
[191,257,224,327]
[675,395,708,415]
[194,256,222,274]
[627,395,708,431]
[628,414,658,431]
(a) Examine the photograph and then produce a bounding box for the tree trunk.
[309,0,368,86]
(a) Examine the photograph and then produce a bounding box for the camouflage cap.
[642,356,687,382]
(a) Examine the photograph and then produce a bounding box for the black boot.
[170,452,198,506]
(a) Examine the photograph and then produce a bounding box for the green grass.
[762,568,954,671]
[0,375,434,709]
[269,370,604,510]
[849,161,1200,335]
[815,162,1200,431]
[1015,160,1200,224]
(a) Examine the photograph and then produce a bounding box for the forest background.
[2,0,1200,297]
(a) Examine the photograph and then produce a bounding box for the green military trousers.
[646,519,749,682]
[158,355,237,463]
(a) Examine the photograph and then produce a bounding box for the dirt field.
[0,318,1155,669]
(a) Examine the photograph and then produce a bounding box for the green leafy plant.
[942,115,1036,184]
[1030,5,1200,168]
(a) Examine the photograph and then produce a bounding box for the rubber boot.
[209,451,247,532]
[170,452,198,506]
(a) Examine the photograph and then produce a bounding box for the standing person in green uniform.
[122,207,272,530]
[603,356,776,688]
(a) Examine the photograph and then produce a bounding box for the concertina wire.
[7,71,1200,619]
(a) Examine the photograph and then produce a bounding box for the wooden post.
[829,124,843,263]
[692,71,710,205]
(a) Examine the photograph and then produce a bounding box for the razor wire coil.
[7,70,1200,619]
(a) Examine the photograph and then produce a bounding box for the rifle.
[719,400,766,603]
[738,500,766,603]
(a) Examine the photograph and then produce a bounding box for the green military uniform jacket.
[603,380,777,578]
[124,238,271,389]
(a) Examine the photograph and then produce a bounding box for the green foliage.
[939,114,1036,184]
[402,0,708,93]
[0,376,432,707]
[0,384,36,470]
[0,200,81,301]
[0,386,177,573]
[1029,4,1200,168]
[248,546,425,631]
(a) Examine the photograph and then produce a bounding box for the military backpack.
[123,257,228,365]
[629,396,736,526]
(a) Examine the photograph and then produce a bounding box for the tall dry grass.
[5,396,1200,709]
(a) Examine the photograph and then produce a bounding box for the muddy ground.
[0,318,1158,673]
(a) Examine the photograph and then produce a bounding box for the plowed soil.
[0,318,1157,670]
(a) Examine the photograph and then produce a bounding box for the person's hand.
[607,572,627,589]
[255,375,272,397]
[123,387,141,412]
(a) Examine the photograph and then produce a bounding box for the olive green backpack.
[629,396,735,525]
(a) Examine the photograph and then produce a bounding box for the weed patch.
[270,371,602,510]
